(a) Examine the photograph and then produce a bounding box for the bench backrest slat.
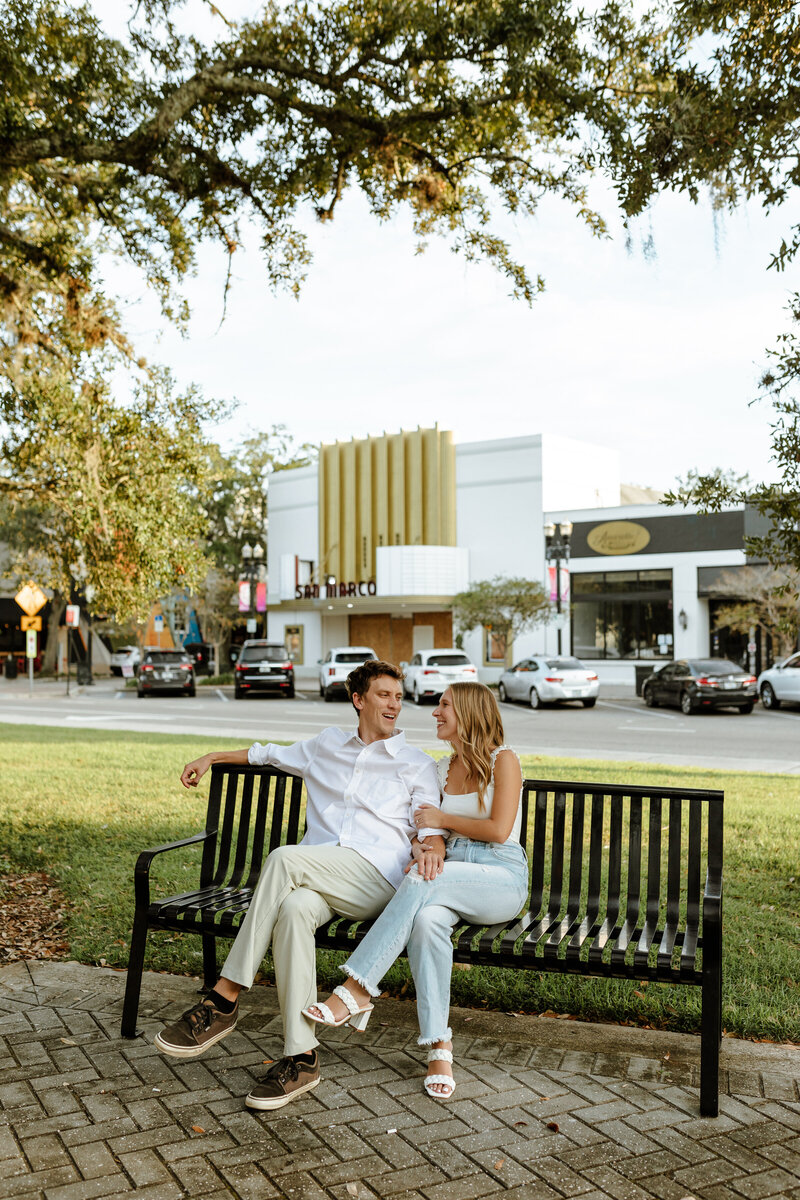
[547,791,567,915]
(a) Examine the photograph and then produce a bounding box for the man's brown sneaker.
[154,997,238,1058]
[245,1052,320,1110]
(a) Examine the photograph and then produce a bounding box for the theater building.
[264,426,761,686]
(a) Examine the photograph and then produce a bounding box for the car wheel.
[136,686,145,698]
[187,685,196,697]
[761,682,780,710]
[413,684,423,705]
[498,682,507,702]
[738,702,754,714]
[286,685,295,699]
[319,683,324,697]
[643,685,657,708]
[234,685,243,699]
[529,688,540,710]
[582,698,597,708]
[324,687,334,702]
[680,691,695,715]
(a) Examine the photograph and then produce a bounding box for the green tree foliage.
[452,576,550,665]
[0,355,215,619]
[711,565,800,658]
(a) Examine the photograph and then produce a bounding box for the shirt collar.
[345,728,407,756]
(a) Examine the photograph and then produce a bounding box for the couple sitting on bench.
[154,659,527,1111]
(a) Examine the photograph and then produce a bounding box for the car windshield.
[147,652,190,664]
[545,658,586,671]
[427,653,471,666]
[333,652,374,663]
[688,660,741,675]
[240,645,286,663]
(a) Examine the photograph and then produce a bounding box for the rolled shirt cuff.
[416,827,446,841]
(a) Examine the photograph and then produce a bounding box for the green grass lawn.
[1,723,798,1043]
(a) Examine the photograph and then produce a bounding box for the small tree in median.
[452,577,551,668]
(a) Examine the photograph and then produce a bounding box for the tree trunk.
[42,596,65,675]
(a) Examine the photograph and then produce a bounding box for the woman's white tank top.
[436,746,523,845]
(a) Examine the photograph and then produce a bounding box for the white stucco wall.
[266,465,319,605]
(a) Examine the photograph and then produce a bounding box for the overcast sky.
[94,1,795,492]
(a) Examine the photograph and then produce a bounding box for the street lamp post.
[544,521,573,655]
[241,541,265,636]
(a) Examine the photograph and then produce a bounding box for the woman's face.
[433,688,458,742]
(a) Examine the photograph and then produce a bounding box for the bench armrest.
[133,831,217,909]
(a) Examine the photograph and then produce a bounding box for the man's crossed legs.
[155,844,393,1109]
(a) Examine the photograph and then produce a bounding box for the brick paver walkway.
[2,962,799,1200]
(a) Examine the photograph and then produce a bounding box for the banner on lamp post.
[238,581,251,613]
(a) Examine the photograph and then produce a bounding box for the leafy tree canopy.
[452,575,550,665]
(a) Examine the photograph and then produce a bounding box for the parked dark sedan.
[137,650,196,697]
[642,658,757,715]
[234,640,295,699]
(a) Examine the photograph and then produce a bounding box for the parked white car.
[318,646,377,701]
[757,652,800,711]
[497,655,599,709]
[402,649,478,704]
[109,645,141,677]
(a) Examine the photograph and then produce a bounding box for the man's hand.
[181,755,213,788]
[405,837,445,881]
[414,805,447,831]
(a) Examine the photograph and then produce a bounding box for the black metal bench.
[121,763,723,1115]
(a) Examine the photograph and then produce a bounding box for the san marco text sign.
[15,582,47,616]
[295,579,377,600]
[21,615,42,632]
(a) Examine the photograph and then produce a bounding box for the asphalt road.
[2,676,800,772]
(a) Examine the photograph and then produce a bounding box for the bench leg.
[120,911,149,1038]
[700,973,721,1116]
[202,934,218,992]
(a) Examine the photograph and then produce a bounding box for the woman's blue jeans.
[342,838,529,1044]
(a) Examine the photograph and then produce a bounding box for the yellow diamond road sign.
[15,582,47,617]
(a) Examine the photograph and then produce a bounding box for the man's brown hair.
[346,659,404,708]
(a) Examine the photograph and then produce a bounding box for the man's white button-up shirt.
[248,727,441,890]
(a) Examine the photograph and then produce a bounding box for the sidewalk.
[1,962,799,1200]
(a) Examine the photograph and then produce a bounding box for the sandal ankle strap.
[427,1047,453,1064]
[333,985,360,1015]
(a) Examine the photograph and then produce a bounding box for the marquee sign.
[295,580,377,600]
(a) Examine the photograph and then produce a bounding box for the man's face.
[353,675,403,740]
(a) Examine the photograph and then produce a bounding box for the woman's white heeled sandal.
[302,984,374,1031]
[424,1047,456,1099]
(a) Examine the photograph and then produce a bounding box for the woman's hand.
[405,839,445,881]
[414,805,447,831]
[181,755,213,788]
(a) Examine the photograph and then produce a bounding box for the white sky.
[94,1,796,491]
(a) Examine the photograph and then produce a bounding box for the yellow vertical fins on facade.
[405,430,423,546]
[340,439,356,582]
[318,427,456,580]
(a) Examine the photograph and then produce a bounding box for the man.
[154,659,444,1110]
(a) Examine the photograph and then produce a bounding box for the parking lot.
[2,677,799,771]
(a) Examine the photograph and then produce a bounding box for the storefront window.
[571,570,673,660]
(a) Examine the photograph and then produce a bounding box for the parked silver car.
[757,651,800,711]
[498,656,599,709]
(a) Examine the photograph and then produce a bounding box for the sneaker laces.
[266,1056,300,1084]
[182,1000,217,1034]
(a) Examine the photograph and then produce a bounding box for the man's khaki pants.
[221,844,394,1055]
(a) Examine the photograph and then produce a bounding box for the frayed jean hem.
[417,1029,453,1046]
[340,964,382,999]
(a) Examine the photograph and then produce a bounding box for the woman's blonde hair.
[446,681,505,811]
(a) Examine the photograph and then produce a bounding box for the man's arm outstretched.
[181,749,250,788]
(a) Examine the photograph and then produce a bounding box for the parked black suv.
[234,640,295,699]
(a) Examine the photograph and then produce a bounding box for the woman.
[303,681,528,1099]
